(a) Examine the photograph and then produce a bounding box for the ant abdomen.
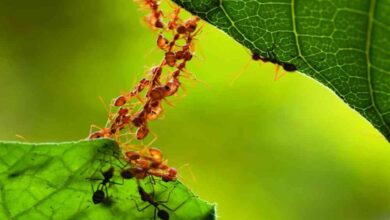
[92,189,105,204]
[114,95,127,106]
[282,63,297,72]
[165,52,176,67]
[157,209,169,220]
[136,125,150,140]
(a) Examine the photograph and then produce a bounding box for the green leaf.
[173,0,390,140]
[0,139,215,219]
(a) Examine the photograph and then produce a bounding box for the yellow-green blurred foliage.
[0,1,389,219]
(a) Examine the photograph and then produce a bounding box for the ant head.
[157,209,170,220]
[125,151,141,161]
[92,189,105,204]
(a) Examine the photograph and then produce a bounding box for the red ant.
[124,147,178,182]
[114,78,150,107]
[142,0,164,29]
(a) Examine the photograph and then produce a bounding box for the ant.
[132,180,189,220]
[114,78,150,107]
[124,147,178,182]
[143,0,164,29]
[167,7,181,31]
[89,127,112,139]
[88,166,118,204]
[251,51,297,72]
[249,45,297,81]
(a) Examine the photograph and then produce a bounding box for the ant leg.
[273,65,280,81]
[89,124,102,135]
[109,179,124,186]
[145,132,158,148]
[86,177,103,182]
[192,41,205,62]
[144,46,159,59]
[189,23,204,39]
[135,94,146,104]
[158,183,179,204]
[164,0,176,9]
[148,176,156,197]
[111,151,128,168]
[88,179,98,197]
[161,195,194,212]
[163,97,175,107]
[230,59,251,86]
[15,134,27,141]
[122,144,140,153]
[179,82,187,96]
[179,69,210,89]
[148,176,157,187]
[274,65,287,81]
[178,163,197,182]
[153,207,158,220]
[131,196,152,212]
[119,131,137,145]
[98,96,111,116]
[103,185,109,199]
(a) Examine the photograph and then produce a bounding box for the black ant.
[250,46,297,81]
[132,181,190,220]
[88,166,118,204]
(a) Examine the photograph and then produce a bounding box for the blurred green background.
[0,0,390,219]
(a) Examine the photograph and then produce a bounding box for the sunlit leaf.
[0,139,215,219]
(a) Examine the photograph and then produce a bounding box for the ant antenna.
[15,134,27,142]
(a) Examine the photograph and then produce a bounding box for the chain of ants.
[87,1,201,219]
[87,1,298,218]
